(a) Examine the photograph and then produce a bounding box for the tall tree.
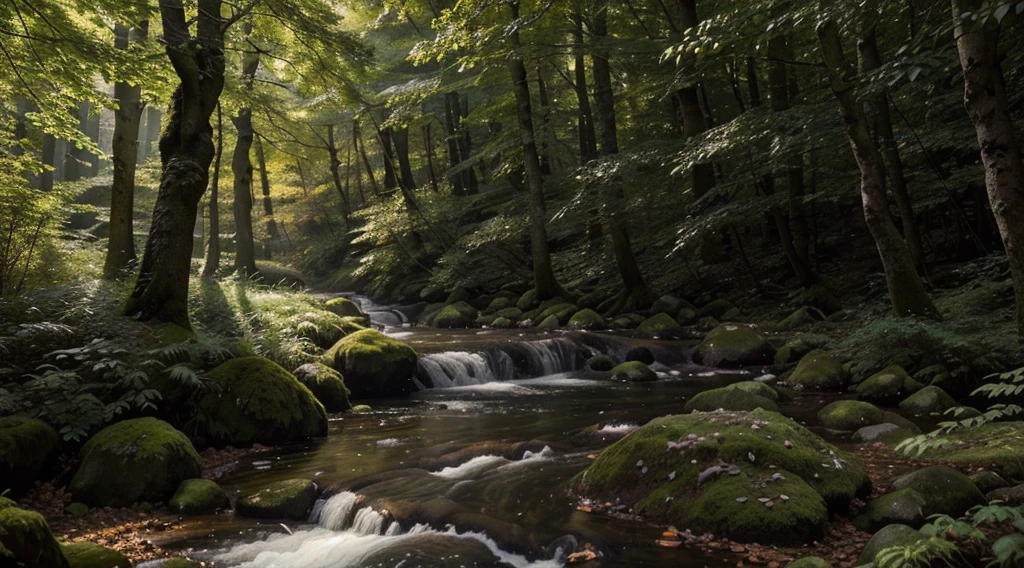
[203,104,224,278]
[254,135,277,259]
[231,21,260,278]
[674,0,715,198]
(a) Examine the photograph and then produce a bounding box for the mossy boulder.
[70,418,200,508]
[573,409,871,545]
[773,335,829,368]
[818,401,885,431]
[476,314,498,327]
[324,329,419,399]
[567,309,605,330]
[325,297,364,318]
[293,362,351,413]
[911,422,1024,478]
[857,366,924,406]
[434,301,479,329]
[516,290,539,311]
[853,424,915,445]
[585,355,616,372]
[609,361,657,382]
[777,307,824,331]
[491,317,515,329]
[198,357,328,447]
[485,296,513,314]
[62,542,130,568]
[898,386,957,415]
[699,299,740,321]
[536,303,579,326]
[970,471,1010,494]
[236,479,318,520]
[693,324,774,368]
[855,524,927,567]
[684,385,780,413]
[168,479,230,515]
[676,307,698,325]
[635,313,679,337]
[0,500,68,568]
[0,416,60,495]
[536,315,560,329]
[728,381,782,402]
[494,307,523,320]
[786,558,831,568]
[855,466,985,532]
[788,350,849,391]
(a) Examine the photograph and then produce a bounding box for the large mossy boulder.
[536,303,579,326]
[236,479,318,520]
[911,422,1024,478]
[433,301,479,329]
[692,324,774,368]
[293,362,351,413]
[325,297,364,318]
[62,542,130,568]
[787,350,849,391]
[776,307,825,331]
[817,400,884,431]
[856,366,923,406]
[773,334,829,368]
[684,385,780,413]
[898,386,957,415]
[855,524,927,567]
[573,409,871,545]
[0,416,60,495]
[567,309,605,330]
[635,313,678,337]
[324,329,418,400]
[0,498,68,568]
[699,299,740,321]
[855,466,985,532]
[198,357,328,447]
[70,418,200,508]
[786,558,831,568]
[609,361,657,382]
[168,479,230,515]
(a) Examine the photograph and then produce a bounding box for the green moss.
[777,307,823,331]
[693,324,774,368]
[289,310,355,349]
[0,416,60,495]
[585,355,616,372]
[494,307,522,320]
[856,524,927,566]
[890,466,985,517]
[773,334,829,368]
[898,386,957,415]
[65,503,88,517]
[62,542,130,568]
[568,309,605,330]
[536,315,560,329]
[485,296,513,314]
[635,313,678,337]
[70,418,201,508]
[573,409,869,544]
[293,362,351,413]
[857,366,924,405]
[0,504,67,568]
[516,289,538,311]
[818,400,884,431]
[199,357,328,447]
[684,386,779,413]
[609,361,657,382]
[535,303,579,326]
[351,404,372,413]
[915,422,1024,478]
[788,350,849,391]
[786,558,831,568]
[325,297,363,318]
[728,381,781,402]
[491,317,515,329]
[168,479,230,515]
[236,479,317,520]
[434,301,479,328]
[324,330,418,399]
[156,323,196,346]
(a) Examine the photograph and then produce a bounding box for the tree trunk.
[675,0,715,198]
[393,126,417,191]
[86,112,101,177]
[145,107,162,159]
[536,64,553,174]
[105,22,148,280]
[458,94,479,193]
[356,119,381,197]
[65,102,89,182]
[202,104,223,278]
[254,135,276,259]
[327,124,352,224]
[818,20,936,317]
[424,123,440,193]
[443,92,465,195]
[859,6,927,274]
[231,25,259,278]
[953,0,1024,334]
[125,0,225,328]
[573,15,598,163]
[380,125,398,191]
[40,134,55,192]
[508,1,563,301]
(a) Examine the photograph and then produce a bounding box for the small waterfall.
[416,337,590,389]
[519,338,585,376]
[317,491,358,531]
[350,295,408,328]
[350,507,386,536]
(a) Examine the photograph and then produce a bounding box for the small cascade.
[416,337,591,389]
[317,491,358,531]
[350,295,408,328]
[350,507,386,536]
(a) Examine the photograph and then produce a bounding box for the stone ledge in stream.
[571,409,871,545]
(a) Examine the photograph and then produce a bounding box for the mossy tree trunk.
[105,21,148,280]
[202,103,223,278]
[818,20,937,318]
[125,0,225,328]
[953,0,1024,336]
[508,0,564,301]
[231,22,259,279]
[254,135,276,259]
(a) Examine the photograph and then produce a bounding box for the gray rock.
[855,524,926,566]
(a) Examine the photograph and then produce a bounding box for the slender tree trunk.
[953,0,1024,334]
[393,126,417,191]
[65,102,89,182]
[536,63,553,174]
[125,0,225,328]
[254,135,276,259]
[356,119,380,197]
[231,23,259,278]
[424,123,440,193]
[818,20,936,317]
[327,124,352,225]
[40,134,55,192]
[573,15,598,163]
[86,112,101,177]
[296,159,308,196]
[675,0,715,198]
[444,92,465,195]
[508,1,563,300]
[859,5,927,274]
[105,22,148,280]
[458,94,479,193]
[380,124,398,191]
[202,104,223,278]
[145,107,162,159]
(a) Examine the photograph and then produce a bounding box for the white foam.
[375,438,401,448]
[597,422,639,435]
[432,455,510,479]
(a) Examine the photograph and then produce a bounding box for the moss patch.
[325,297,364,318]
[684,386,780,413]
[898,385,957,415]
[568,309,605,330]
[693,324,774,368]
[0,502,68,568]
[236,479,317,520]
[293,362,351,413]
[169,479,230,515]
[0,416,60,495]
[817,400,885,431]
[535,303,579,326]
[585,355,616,372]
[856,366,923,406]
[788,350,849,391]
[324,329,418,399]
[609,361,657,382]
[635,313,679,337]
[434,301,479,328]
[914,422,1024,478]
[62,542,130,568]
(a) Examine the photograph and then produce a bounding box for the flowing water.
[162,327,795,567]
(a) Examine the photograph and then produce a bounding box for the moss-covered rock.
[70,418,200,508]
[567,309,605,330]
[786,558,831,568]
[168,479,230,515]
[293,362,351,413]
[852,424,915,445]
[773,335,829,369]
[324,329,419,400]
[289,310,361,349]
[699,299,740,321]
[609,361,657,382]
[728,381,782,402]
[898,386,957,415]
[684,386,780,413]
[912,422,1024,478]
[476,314,498,327]
[516,289,538,311]
[445,287,472,305]
[491,317,515,329]
[62,542,130,568]
[536,303,579,326]
[0,416,60,495]
[855,524,927,567]
[325,297,364,318]
[536,315,560,329]
[236,479,317,520]
[635,313,679,337]
[0,501,67,568]
[484,296,513,314]
[818,400,885,431]
[693,324,775,368]
[650,295,690,316]
[855,466,985,532]
[777,307,824,331]
[198,357,328,447]
[585,355,616,372]
[66,503,88,518]
[494,307,523,320]
[788,350,849,391]
[970,470,1010,494]
[676,307,698,325]
[434,301,479,329]
[856,366,924,406]
[572,409,870,545]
